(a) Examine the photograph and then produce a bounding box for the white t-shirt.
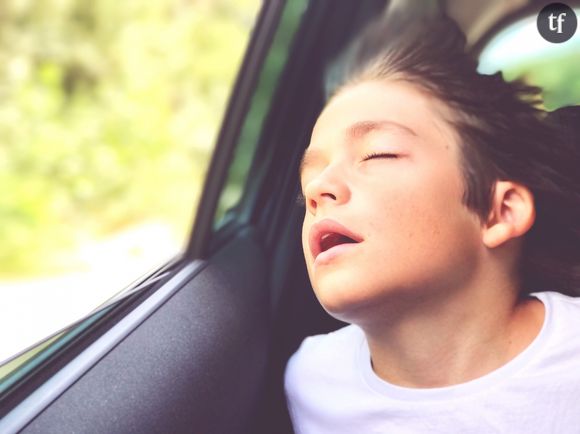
[284,291,580,434]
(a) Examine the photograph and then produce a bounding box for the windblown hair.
[326,13,580,295]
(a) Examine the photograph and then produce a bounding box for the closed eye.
[296,153,399,207]
[362,152,399,161]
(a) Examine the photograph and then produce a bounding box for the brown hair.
[325,14,580,295]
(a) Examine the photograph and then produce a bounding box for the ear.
[482,181,536,249]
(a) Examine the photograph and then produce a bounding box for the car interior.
[0,0,578,433]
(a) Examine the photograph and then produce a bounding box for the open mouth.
[309,218,363,261]
[320,233,358,253]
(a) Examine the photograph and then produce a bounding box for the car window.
[213,0,308,230]
[478,9,580,109]
[0,0,261,367]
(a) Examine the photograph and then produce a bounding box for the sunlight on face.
[300,79,484,325]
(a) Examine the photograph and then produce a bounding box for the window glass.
[0,0,261,364]
[478,10,580,109]
[213,0,308,229]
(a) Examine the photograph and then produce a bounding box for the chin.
[312,271,430,325]
[312,274,382,323]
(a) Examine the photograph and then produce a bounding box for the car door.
[0,1,388,433]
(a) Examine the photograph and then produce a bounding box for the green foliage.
[501,42,580,110]
[0,0,259,275]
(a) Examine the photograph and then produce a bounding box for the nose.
[303,164,350,215]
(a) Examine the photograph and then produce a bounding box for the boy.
[285,14,580,433]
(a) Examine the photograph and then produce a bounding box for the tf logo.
[537,3,578,43]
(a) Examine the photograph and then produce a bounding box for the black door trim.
[0,260,205,433]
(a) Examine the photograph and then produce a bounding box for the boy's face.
[300,79,485,324]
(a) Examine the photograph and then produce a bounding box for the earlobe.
[483,225,511,249]
[482,181,536,249]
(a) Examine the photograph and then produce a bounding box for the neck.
[359,275,545,388]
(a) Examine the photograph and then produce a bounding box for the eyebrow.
[298,119,416,179]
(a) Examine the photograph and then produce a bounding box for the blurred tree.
[502,48,580,110]
[0,0,259,275]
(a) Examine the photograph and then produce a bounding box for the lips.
[308,218,364,261]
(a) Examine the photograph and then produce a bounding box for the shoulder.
[531,291,580,362]
[535,291,580,326]
[287,324,362,364]
[284,324,364,391]
[283,326,367,431]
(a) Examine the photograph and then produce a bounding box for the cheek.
[365,163,479,262]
